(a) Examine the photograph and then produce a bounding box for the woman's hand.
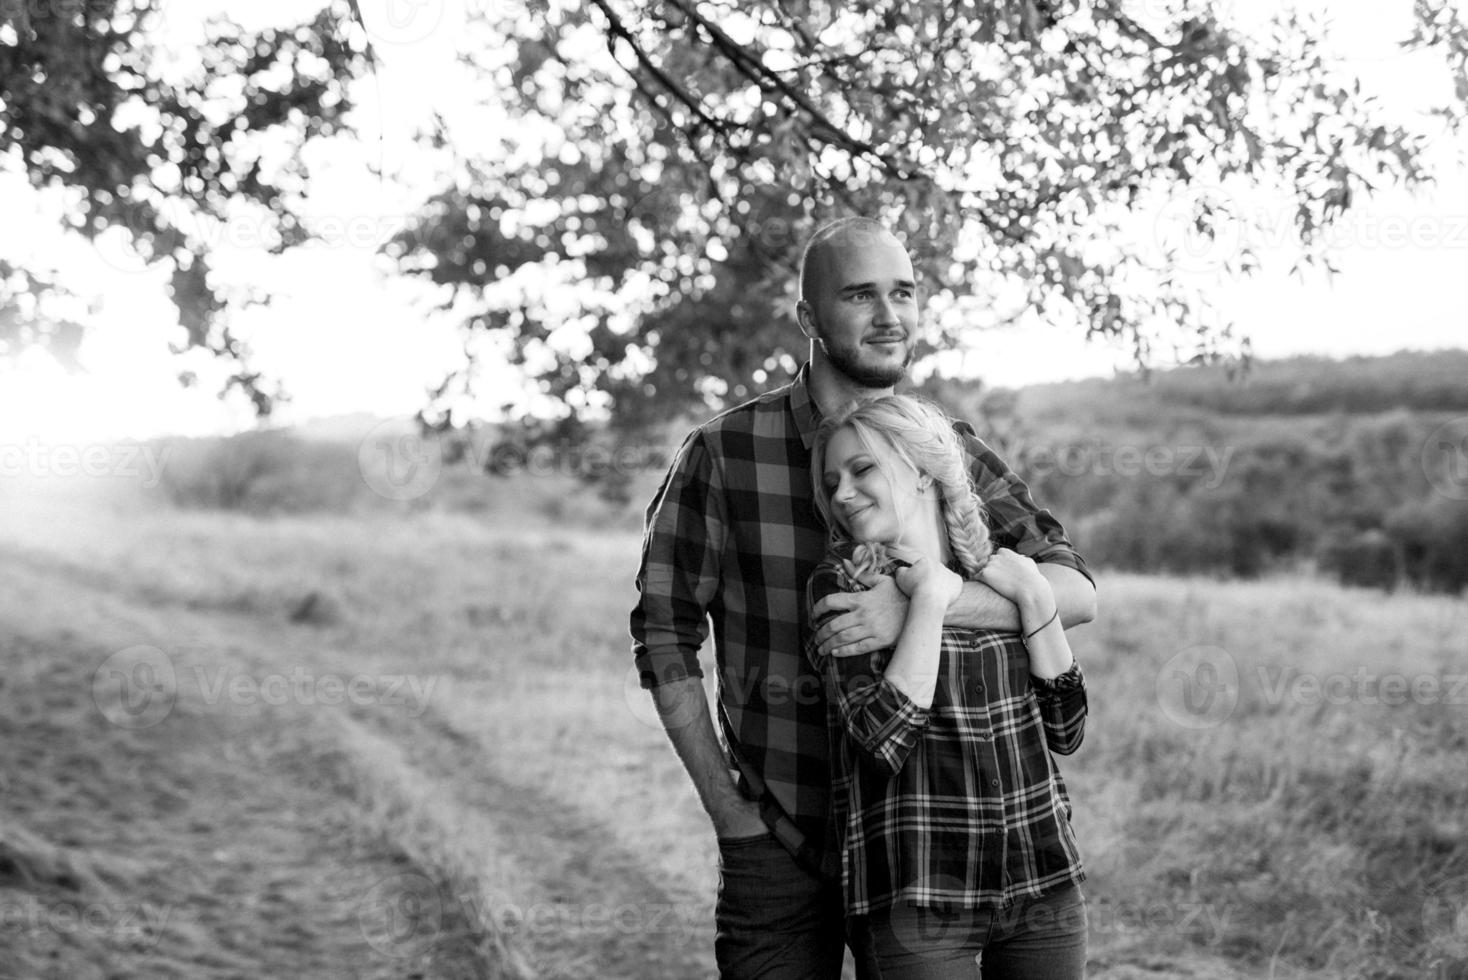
[978,549,1055,625]
[893,553,962,607]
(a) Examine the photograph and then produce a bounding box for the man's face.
[800,233,919,389]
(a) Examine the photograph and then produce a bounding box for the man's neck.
[807,356,894,417]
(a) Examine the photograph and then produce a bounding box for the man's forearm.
[650,674,763,837]
[946,563,1097,631]
[1039,564,1097,627]
[945,579,1021,631]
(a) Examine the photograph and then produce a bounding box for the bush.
[1316,529,1401,591]
[156,431,364,514]
[1385,498,1468,594]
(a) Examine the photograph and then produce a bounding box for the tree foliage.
[385,0,1468,431]
[1,0,369,413]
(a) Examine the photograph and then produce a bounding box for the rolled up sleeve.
[806,561,930,777]
[630,430,726,689]
[1034,669,1088,756]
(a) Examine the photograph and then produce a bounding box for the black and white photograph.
[2,1,1466,977]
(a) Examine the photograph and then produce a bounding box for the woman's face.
[821,425,926,545]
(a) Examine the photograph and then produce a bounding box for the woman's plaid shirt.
[807,548,1087,914]
[630,365,1092,858]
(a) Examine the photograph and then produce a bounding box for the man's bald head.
[799,217,903,308]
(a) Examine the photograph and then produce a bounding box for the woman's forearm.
[1019,590,1074,680]
[881,591,948,708]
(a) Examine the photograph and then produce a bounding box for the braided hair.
[811,395,993,582]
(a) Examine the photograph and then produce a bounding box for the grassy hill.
[919,348,1468,591]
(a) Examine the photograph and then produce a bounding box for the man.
[630,217,1097,979]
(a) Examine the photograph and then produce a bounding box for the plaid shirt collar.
[789,361,822,450]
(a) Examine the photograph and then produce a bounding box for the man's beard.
[819,335,911,389]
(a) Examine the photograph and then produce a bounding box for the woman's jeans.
[851,883,1087,980]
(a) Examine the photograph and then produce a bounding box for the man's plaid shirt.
[807,547,1087,914]
[629,364,1093,858]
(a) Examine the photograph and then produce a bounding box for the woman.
[806,394,1089,979]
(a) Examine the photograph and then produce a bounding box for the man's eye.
[852,291,872,301]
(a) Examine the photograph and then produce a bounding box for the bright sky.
[0,0,1464,444]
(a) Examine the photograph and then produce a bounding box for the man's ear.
[796,299,819,340]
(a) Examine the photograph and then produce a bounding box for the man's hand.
[713,797,768,841]
[650,675,770,841]
[812,572,908,659]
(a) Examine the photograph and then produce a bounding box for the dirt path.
[0,558,495,978]
[336,699,716,979]
[0,539,711,980]
[0,631,493,980]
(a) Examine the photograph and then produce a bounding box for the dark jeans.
[715,832,880,980]
[852,884,1087,980]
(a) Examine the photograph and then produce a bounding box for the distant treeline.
[921,350,1468,594]
[151,350,1468,595]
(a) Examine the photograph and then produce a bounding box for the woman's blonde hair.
[811,394,993,582]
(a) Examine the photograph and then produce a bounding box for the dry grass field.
[1,469,1465,979]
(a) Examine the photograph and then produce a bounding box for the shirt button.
[990,778,1000,788]
[974,684,984,695]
